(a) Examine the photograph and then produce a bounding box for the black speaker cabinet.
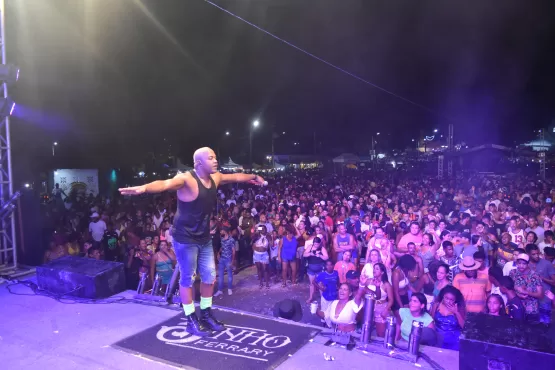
[16,191,47,266]
[36,256,126,299]
[460,313,555,370]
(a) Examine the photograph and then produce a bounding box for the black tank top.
[172,170,217,244]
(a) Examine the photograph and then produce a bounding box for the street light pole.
[271,133,275,168]
[250,120,259,167]
[217,131,230,161]
[249,131,253,166]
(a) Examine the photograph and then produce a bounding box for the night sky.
[5,0,555,180]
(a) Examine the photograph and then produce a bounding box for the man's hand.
[249,174,266,186]
[119,185,147,196]
[359,274,369,287]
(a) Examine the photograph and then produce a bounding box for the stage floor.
[0,277,458,370]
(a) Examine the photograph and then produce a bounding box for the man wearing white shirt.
[89,213,107,243]
[538,230,554,256]
[153,210,164,229]
[308,209,319,227]
[503,248,525,276]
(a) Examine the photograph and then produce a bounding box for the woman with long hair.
[430,285,466,350]
[368,227,395,270]
[150,240,176,292]
[304,237,329,304]
[317,282,367,333]
[361,249,382,279]
[419,232,440,270]
[392,255,418,314]
[314,225,328,250]
[252,225,271,289]
[367,263,394,337]
[485,294,507,317]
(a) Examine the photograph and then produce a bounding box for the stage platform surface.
[0,276,458,370]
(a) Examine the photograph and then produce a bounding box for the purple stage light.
[9,102,15,116]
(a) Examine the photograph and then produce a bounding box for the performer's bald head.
[193,147,218,173]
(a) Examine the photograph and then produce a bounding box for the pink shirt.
[398,232,423,253]
[334,261,355,283]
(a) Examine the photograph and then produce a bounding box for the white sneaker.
[227,289,233,296]
[214,290,223,297]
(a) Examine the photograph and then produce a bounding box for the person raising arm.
[119,147,264,337]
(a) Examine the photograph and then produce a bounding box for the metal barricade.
[136,272,148,294]
[360,294,376,344]
[164,264,180,303]
[408,320,423,356]
[384,316,396,348]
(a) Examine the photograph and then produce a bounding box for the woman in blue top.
[430,285,466,350]
[278,224,298,287]
[149,240,176,290]
[397,293,435,343]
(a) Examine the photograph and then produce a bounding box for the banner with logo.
[53,169,99,197]
[113,309,318,369]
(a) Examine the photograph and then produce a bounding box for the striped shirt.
[453,272,491,313]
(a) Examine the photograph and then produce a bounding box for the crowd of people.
[43,171,555,350]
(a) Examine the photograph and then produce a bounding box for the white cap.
[516,253,529,262]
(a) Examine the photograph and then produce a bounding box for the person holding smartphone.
[252,225,271,289]
[304,236,329,304]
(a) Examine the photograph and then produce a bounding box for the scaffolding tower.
[539,129,546,180]
[447,124,454,178]
[0,1,29,280]
[437,155,444,179]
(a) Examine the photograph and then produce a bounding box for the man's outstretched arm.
[119,175,186,195]
[216,172,265,186]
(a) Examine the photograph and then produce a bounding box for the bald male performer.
[120,147,265,336]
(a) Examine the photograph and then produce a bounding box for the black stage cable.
[3,279,130,305]
[201,0,448,121]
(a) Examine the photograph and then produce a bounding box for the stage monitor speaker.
[460,313,555,370]
[36,256,126,299]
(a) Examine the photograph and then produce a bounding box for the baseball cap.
[346,270,361,279]
[460,232,471,240]
[516,253,530,262]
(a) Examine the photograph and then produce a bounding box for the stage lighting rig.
[0,63,19,85]
[0,96,15,119]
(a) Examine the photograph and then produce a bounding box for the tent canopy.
[273,162,286,170]
[172,159,193,171]
[221,157,243,169]
[333,153,360,164]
